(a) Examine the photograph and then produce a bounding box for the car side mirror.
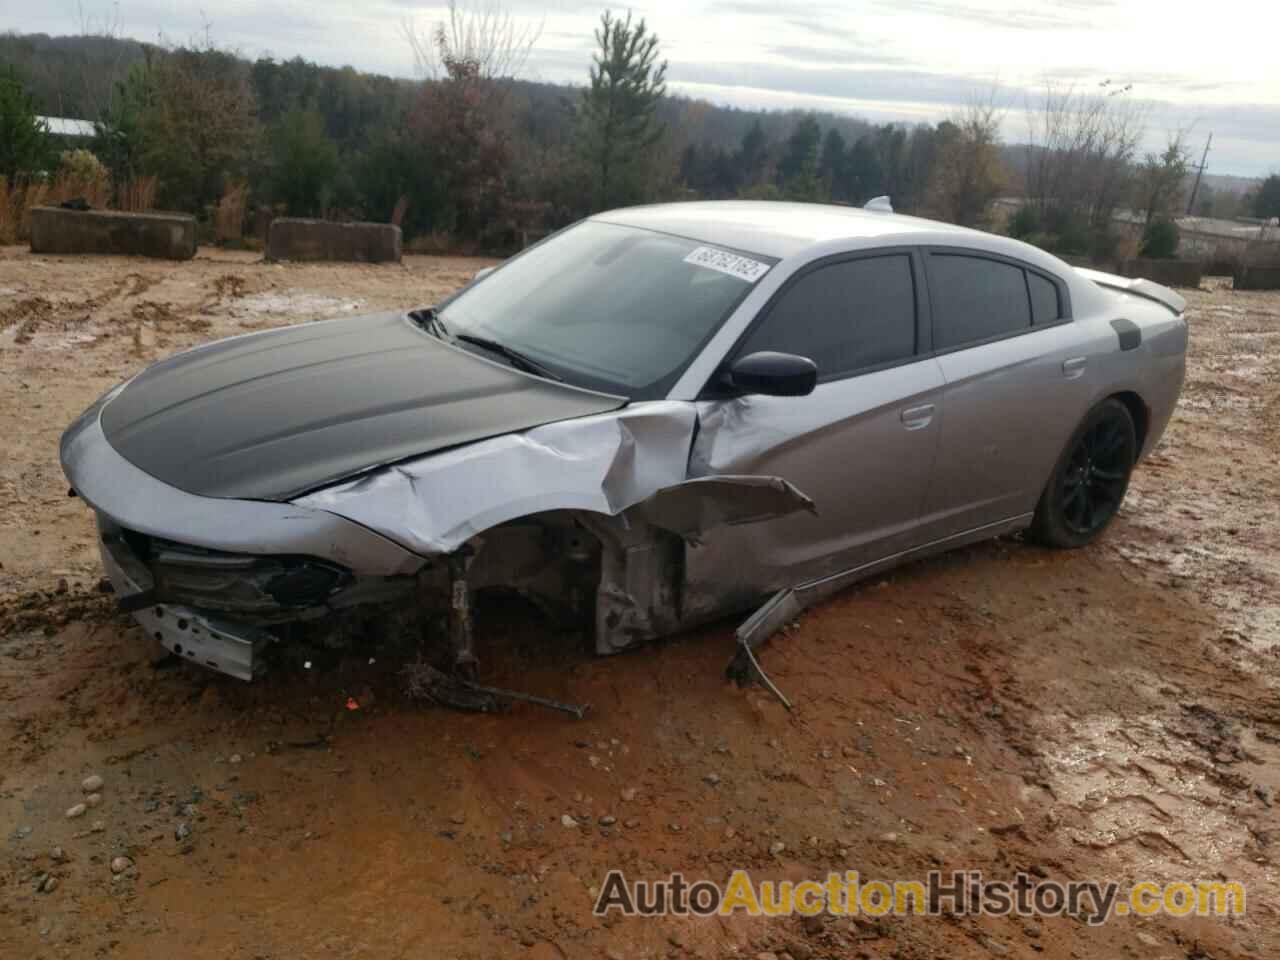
[726,351,818,397]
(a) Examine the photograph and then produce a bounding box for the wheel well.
[1110,391,1149,453]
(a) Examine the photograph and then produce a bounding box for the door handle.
[901,403,935,430]
[1062,356,1088,380]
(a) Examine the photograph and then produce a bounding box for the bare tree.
[1022,82,1146,233]
[403,0,541,81]
[75,1,131,120]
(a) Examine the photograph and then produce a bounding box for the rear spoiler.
[1074,267,1187,316]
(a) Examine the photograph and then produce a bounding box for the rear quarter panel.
[1086,290,1188,460]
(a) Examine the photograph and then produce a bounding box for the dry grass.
[1114,231,1142,262]
[0,171,146,244]
[214,182,248,244]
[117,176,158,213]
[391,194,410,228]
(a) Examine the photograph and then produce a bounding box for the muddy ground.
[1,248,1277,960]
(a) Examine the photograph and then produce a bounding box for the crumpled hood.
[99,311,625,501]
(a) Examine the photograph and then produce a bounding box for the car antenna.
[863,195,894,213]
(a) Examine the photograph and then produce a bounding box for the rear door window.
[740,254,917,378]
[929,254,1032,350]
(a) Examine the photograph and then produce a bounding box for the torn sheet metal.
[299,400,818,562]
[296,402,699,555]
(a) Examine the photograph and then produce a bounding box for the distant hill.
[1199,172,1262,196]
[0,31,878,155]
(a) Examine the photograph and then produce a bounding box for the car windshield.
[437,220,773,398]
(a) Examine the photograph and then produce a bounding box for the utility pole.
[1185,132,1212,216]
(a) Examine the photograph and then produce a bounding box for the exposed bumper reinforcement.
[100,536,270,681]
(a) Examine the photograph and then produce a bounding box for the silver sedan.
[61,201,1187,689]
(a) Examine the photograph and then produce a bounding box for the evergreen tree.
[271,106,339,216]
[779,114,822,200]
[844,136,883,203]
[0,67,51,178]
[735,120,769,190]
[819,127,846,199]
[94,58,154,181]
[578,11,667,210]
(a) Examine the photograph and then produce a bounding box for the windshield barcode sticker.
[683,246,771,283]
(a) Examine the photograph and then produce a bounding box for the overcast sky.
[10,0,1279,176]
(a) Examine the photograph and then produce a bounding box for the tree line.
[2,12,1275,256]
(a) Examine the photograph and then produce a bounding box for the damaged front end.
[71,389,815,689]
[95,477,812,687]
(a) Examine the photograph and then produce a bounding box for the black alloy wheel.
[1030,398,1137,548]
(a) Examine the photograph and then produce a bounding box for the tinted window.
[1028,272,1061,324]
[739,255,916,377]
[930,254,1032,349]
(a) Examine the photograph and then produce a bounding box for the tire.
[1029,398,1137,549]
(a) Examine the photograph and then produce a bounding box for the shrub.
[1008,205,1039,239]
[738,182,782,202]
[1140,219,1179,259]
[58,149,108,181]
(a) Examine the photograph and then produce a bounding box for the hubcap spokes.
[1061,418,1129,535]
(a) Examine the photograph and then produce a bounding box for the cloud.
[767,45,908,67]
[876,0,1102,31]
[672,62,1009,107]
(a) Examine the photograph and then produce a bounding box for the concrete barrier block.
[29,207,197,260]
[266,218,401,263]
[1233,266,1280,290]
[1119,258,1202,289]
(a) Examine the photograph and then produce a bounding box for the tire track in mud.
[0,271,162,348]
